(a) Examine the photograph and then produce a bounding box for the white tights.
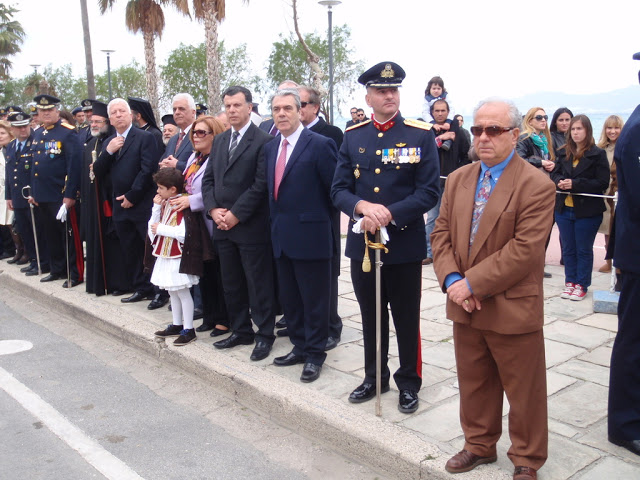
[168,288,194,330]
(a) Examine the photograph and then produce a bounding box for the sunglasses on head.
[534,115,548,121]
[193,129,212,138]
[470,126,515,137]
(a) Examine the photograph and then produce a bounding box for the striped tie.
[228,131,240,161]
[470,170,492,247]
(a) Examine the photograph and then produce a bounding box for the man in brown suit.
[432,99,555,480]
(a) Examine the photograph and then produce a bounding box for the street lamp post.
[101,50,115,100]
[318,1,341,125]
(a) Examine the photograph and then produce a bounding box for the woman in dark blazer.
[170,115,229,335]
[551,114,610,301]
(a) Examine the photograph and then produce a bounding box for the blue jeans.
[424,195,442,259]
[555,207,602,289]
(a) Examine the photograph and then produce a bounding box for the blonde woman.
[596,115,624,272]
[0,120,16,259]
[517,107,556,173]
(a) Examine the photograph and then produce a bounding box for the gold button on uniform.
[376,150,381,155]
[35,173,38,177]
[35,162,38,165]
[378,132,383,138]
[374,187,380,193]
[396,166,400,170]
[375,168,381,174]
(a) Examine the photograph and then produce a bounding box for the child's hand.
[150,222,159,234]
[153,194,162,205]
[440,123,451,131]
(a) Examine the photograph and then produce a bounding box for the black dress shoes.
[213,332,254,349]
[250,341,272,361]
[62,279,81,288]
[274,351,305,366]
[325,336,340,351]
[398,389,419,414]
[609,435,640,456]
[121,292,153,303]
[110,290,129,296]
[300,363,322,383]
[193,308,204,320]
[15,255,30,265]
[195,323,214,332]
[147,294,169,310]
[276,328,290,337]
[20,264,34,273]
[348,382,390,404]
[210,327,230,337]
[40,273,63,282]
[275,317,287,328]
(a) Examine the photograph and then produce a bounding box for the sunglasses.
[470,126,515,137]
[193,129,212,138]
[534,115,548,121]
[300,102,314,108]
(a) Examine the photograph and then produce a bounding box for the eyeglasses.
[193,130,212,138]
[350,110,357,114]
[300,102,314,108]
[90,120,106,125]
[534,115,548,121]
[470,126,515,137]
[357,114,364,118]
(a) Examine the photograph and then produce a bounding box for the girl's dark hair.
[153,167,184,193]
[564,114,594,160]
[550,107,573,132]
[425,76,445,97]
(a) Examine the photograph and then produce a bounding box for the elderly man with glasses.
[431,99,556,480]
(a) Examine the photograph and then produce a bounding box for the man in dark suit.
[432,99,554,480]
[331,62,440,414]
[298,85,343,351]
[264,89,338,383]
[608,52,640,458]
[201,85,276,362]
[93,98,160,303]
[159,93,196,172]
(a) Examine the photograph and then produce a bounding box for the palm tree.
[0,4,26,80]
[98,0,189,119]
[192,0,247,114]
[80,0,96,98]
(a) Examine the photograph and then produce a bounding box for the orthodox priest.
[80,100,129,296]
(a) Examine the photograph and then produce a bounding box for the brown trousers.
[453,322,548,470]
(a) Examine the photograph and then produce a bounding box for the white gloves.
[352,218,389,244]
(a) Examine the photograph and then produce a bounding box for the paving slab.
[577,313,619,333]
[578,423,640,466]
[547,370,578,396]
[548,383,609,428]
[403,399,462,442]
[544,321,614,349]
[420,320,454,342]
[544,339,586,368]
[574,456,640,479]
[423,341,457,370]
[553,359,611,387]
[578,345,613,368]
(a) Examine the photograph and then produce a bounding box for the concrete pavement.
[1,225,637,479]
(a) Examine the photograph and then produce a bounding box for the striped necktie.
[470,170,492,247]
[228,131,240,161]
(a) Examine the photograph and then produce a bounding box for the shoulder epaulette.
[61,122,75,130]
[346,119,371,132]
[404,119,432,131]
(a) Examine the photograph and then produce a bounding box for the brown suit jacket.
[432,154,556,335]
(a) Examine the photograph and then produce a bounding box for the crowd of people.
[1,58,639,480]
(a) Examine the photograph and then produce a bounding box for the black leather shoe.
[25,265,49,275]
[21,264,35,273]
[121,292,153,303]
[213,332,254,349]
[193,308,204,320]
[274,351,305,366]
[40,273,63,282]
[0,252,12,260]
[110,290,129,296]
[348,382,390,404]
[250,341,272,361]
[196,324,214,332]
[398,389,419,414]
[325,336,340,351]
[210,327,230,337]
[62,279,81,288]
[15,255,30,265]
[275,317,287,328]
[609,435,640,456]
[276,328,290,337]
[300,363,322,383]
[147,294,169,310]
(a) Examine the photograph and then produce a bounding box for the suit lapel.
[226,124,254,170]
[571,153,595,178]
[468,156,520,265]
[281,129,311,185]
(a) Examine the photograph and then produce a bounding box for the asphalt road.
[0,287,387,480]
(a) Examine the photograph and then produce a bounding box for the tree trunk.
[142,28,159,124]
[79,0,96,98]
[292,0,326,98]
[204,7,222,114]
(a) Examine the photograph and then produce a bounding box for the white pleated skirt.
[150,257,199,291]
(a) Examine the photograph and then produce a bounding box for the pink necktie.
[274,139,288,200]
[175,131,185,153]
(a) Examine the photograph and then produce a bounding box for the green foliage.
[159,41,262,107]
[265,25,364,117]
[0,3,26,79]
[96,60,147,100]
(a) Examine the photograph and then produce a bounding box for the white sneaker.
[561,282,575,299]
[570,284,587,301]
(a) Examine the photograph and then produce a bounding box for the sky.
[8,0,640,118]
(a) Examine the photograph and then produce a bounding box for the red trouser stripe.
[416,324,423,378]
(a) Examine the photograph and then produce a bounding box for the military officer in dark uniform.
[29,94,83,287]
[79,99,95,143]
[5,111,49,275]
[331,62,440,414]
[196,103,208,118]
